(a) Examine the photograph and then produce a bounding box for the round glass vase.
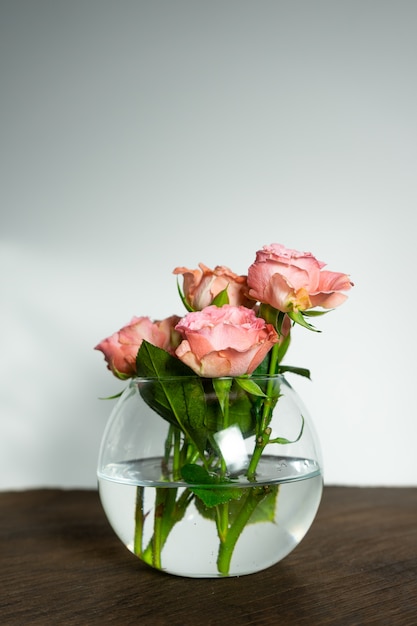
[97,374,323,578]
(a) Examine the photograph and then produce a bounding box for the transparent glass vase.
[97,375,323,578]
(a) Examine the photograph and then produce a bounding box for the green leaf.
[252,353,272,376]
[180,463,214,485]
[232,374,281,436]
[112,365,134,380]
[98,391,124,400]
[277,365,311,379]
[211,287,230,307]
[275,331,291,366]
[270,414,305,444]
[136,340,195,378]
[288,309,321,332]
[235,377,267,397]
[246,485,279,523]
[181,464,243,507]
[176,277,194,312]
[194,487,243,508]
[303,309,332,317]
[259,303,279,327]
[194,482,279,525]
[276,311,287,334]
[136,341,209,453]
[212,377,233,414]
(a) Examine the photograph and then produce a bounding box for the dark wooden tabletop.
[1,487,416,625]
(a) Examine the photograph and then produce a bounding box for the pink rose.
[173,263,253,310]
[247,243,353,312]
[95,315,181,378]
[174,305,279,377]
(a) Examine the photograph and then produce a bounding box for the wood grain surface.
[1,487,416,625]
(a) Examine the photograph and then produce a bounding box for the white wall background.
[1,0,416,489]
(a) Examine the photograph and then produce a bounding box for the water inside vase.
[98,456,322,577]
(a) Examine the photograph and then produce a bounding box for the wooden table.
[1,487,416,625]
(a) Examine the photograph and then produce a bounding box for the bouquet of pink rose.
[96,243,352,576]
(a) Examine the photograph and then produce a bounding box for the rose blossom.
[173,263,253,310]
[95,315,181,378]
[247,243,353,313]
[174,304,279,377]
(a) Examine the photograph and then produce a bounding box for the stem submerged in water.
[217,486,272,576]
[133,487,145,555]
[138,486,194,568]
[134,426,196,570]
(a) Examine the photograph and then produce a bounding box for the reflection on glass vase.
[97,374,323,578]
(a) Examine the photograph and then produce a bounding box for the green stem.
[268,341,280,376]
[246,343,281,480]
[216,502,229,542]
[172,427,182,480]
[185,445,200,465]
[133,487,145,555]
[162,425,174,477]
[151,488,168,569]
[261,343,280,430]
[141,487,194,567]
[217,486,270,575]
[246,427,272,480]
[212,378,232,541]
[220,389,230,475]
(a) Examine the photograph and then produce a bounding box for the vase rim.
[129,373,287,383]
